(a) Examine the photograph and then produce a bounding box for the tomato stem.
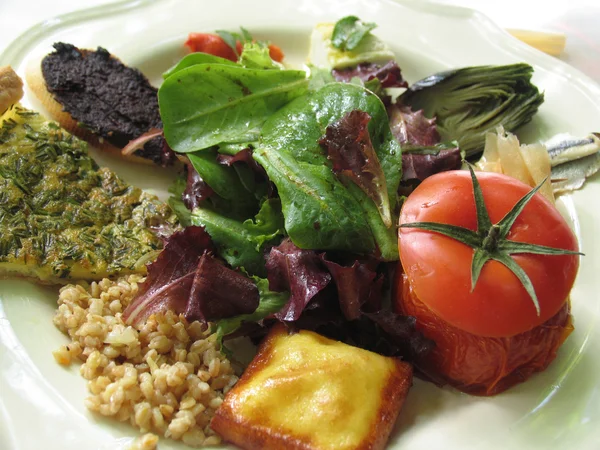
[482,225,501,252]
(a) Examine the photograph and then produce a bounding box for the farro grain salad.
[1,14,598,450]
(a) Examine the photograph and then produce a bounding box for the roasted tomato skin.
[395,272,573,396]
[399,170,579,338]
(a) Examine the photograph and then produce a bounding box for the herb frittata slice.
[0,105,178,283]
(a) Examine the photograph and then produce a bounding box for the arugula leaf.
[331,16,377,52]
[254,82,401,260]
[159,64,309,152]
[191,198,285,276]
[215,277,288,340]
[163,53,236,79]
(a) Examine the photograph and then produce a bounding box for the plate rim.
[1,1,599,450]
[0,0,599,90]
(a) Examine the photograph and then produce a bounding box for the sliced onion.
[121,128,164,156]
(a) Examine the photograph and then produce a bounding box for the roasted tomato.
[396,170,579,395]
[395,271,573,395]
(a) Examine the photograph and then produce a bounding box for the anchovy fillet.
[551,151,600,194]
[545,132,600,166]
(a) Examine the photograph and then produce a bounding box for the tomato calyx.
[400,166,583,316]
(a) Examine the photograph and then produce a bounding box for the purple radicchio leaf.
[216,148,267,179]
[291,297,434,362]
[160,136,177,167]
[401,145,462,182]
[319,110,392,227]
[123,226,214,326]
[123,226,259,327]
[388,104,440,146]
[266,238,331,321]
[320,255,383,321]
[182,161,214,210]
[186,253,259,322]
[332,60,408,88]
[387,104,462,182]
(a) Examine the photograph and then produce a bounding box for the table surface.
[0,0,599,82]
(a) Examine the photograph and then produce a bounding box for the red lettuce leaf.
[251,239,434,362]
[388,104,440,146]
[186,253,259,321]
[332,60,408,88]
[320,255,383,321]
[216,148,267,179]
[319,110,392,227]
[123,226,214,326]
[265,238,331,321]
[182,162,214,210]
[402,145,462,182]
[123,226,259,326]
[291,297,434,361]
[387,104,462,182]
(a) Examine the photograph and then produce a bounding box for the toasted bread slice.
[26,59,156,165]
[26,43,171,165]
[212,324,413,450]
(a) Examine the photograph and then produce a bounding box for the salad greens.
[255,82,401,260]
[191,198,284,277]
[238,42,283,70]
[148,18,545,357]
[188,151,255,204]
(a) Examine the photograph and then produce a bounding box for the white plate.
[1,0,599,449]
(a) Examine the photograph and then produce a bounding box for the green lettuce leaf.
[253,82,401,260]
[159,64,308,152]
[191,198,285,276]
[163,53,236,79]
[239,42,282,70]
[307,64,335,91]
[167,176,192,227]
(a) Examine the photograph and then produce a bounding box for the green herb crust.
[0,106,177,283]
